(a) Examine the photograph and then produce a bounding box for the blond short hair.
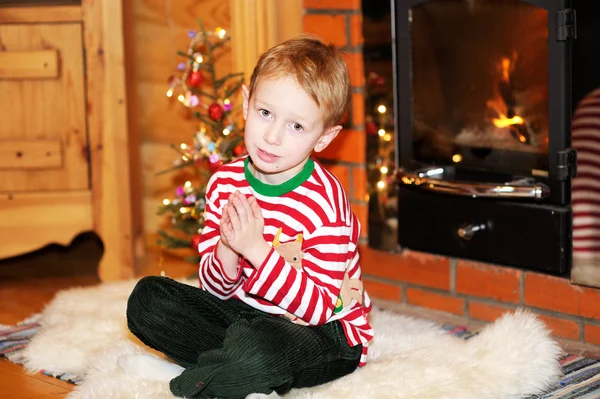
[247,34,351,129]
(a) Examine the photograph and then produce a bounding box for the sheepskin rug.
[20,278,563,399]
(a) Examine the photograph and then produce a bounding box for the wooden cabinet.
[0,1,142,281]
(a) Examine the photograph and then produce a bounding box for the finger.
[232,194,249,224]
[221,204,230,221]
[237,193,254,221]
[248,196,263,220]
[227,204,241,231]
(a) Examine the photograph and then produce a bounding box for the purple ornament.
[223,102,233,112]
[189,94,199,107]
[188,30,196,38]
[177,62,186,71]
[175,186,185,197]
[209,154,221,163]
[185,194,197,204]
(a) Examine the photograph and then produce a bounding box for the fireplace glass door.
[394,0,576,274]
[410,0,549,176]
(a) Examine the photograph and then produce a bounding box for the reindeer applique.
[271,228,364,324]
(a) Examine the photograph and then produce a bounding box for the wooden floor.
[0,233,197,399]
[2,235,600,399]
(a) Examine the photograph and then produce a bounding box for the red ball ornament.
[187,70,204,88]
[208,103,224,121]
[366,121,378,136]
[208,160,223,172]
[233,145,244,156]
[191,234,202,250]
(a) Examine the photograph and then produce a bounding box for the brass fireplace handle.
[397,167,550,199]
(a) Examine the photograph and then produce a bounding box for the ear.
[314,125,342,153]
[242,84,250,120]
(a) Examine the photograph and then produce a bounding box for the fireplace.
[393,0,581,275]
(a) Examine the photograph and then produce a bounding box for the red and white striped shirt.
[572,88,600,264]
[196,156,374,366]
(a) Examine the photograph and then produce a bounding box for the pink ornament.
[175,186,185,197]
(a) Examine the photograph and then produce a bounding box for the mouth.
[256,148,280,163]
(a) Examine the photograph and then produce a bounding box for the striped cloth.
[0,315,81,384]
[572,88,600,265]
[2,315,600,397]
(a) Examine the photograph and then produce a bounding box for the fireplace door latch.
[397,167,550,200]
[557,148,577,180]
[457,223,487,241]
[557,9,577,41]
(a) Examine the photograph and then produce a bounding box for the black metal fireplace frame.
[393,0,576,274]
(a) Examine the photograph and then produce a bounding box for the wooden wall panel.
[131,0,233,246]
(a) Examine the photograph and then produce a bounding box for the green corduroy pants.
[126,276,362,399]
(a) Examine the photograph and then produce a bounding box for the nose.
[263,126,282,146]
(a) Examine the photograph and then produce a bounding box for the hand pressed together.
[221,191,267,261]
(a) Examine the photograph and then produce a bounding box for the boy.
[119,34,374,399]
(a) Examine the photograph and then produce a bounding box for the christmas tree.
[156,20,246,263]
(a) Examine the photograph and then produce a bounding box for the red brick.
[360,247,451,290]
[363,279,402,302]
[342,52,365,87]
[303,15,347,47]
[352,92,365,127]
[584,324,600,346]
[349,14,363,46]
[579,286,600,320]
[535,314,580,341]
[304,0,361,9]
[351,166,366,202]
[405,288,465,316]
[322,164,350,195]
[468,301,514,322]
[524,273,584,315]
[456,260,521,303]
[318,129,365,163]
[352,202,368,238]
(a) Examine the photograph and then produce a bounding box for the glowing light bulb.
[381,166,389,174]
[452,154,463,163]
[378,129,385,137]
[377,181,386,190]
[162,199,170,205]
[177,94,185,102]
[383,133,392,141]
[166,88,174,97]
[377,105,387,114]
[216,28,227,39]
[195,54,203,63]
[180,143,187,150]
[184,181,192,188]
[223,128,231,136]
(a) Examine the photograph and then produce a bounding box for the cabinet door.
[0,23,89,192]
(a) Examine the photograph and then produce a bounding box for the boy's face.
[242,76,342,185]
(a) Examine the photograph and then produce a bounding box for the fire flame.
[490,56,528,143]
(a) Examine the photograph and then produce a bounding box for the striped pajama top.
[196,156,374,366]
[572,88,600,264]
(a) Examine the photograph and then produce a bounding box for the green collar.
[244,157,314,197]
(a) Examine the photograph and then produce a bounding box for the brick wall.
[302,0,600,349]
[360,247,600,345]
[303,0,368,240]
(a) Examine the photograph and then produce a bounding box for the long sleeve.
[242,222,351,326]
[197,174,244,299]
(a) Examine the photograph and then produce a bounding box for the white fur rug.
[20,279,564,399]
